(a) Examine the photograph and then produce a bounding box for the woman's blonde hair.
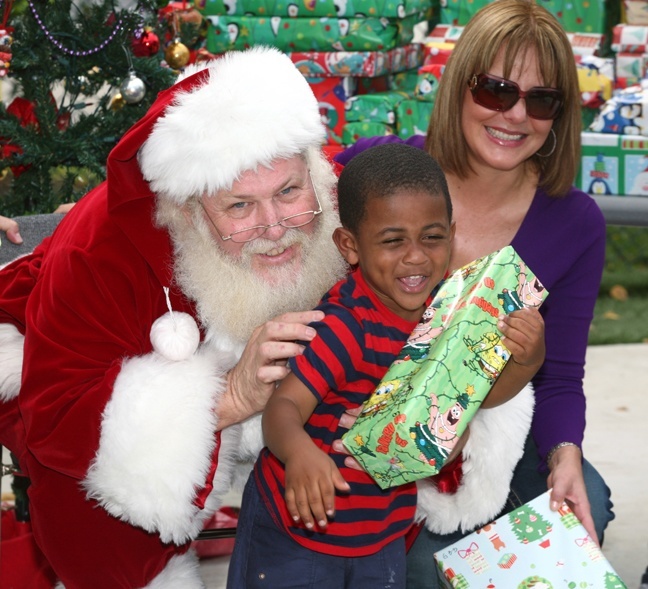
[426,0,581,197]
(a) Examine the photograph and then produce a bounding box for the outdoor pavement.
[199,342,648,588]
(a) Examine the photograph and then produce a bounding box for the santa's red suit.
[0,48,534,588]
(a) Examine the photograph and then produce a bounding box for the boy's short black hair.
[337,142,452,234]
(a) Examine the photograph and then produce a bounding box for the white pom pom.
[150,312,200,361]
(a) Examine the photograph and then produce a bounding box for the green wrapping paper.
[440,0,620,38]
[389,68,420,92]
[205,13,425,53]
[273,0,432,18]
[342,246,548,490]
[199,0,432,18]
[342,121,395,143]
[345,90,411,124]
[395,98,433,138]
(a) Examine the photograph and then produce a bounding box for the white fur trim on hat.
[139,46,326,204]
[415,384,535,534]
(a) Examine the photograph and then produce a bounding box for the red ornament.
[132,29,160,57]
[0,26,13,77]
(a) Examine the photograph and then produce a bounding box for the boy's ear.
[333,227,360,266]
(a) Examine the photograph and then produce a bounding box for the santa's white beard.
[158,198,348,345]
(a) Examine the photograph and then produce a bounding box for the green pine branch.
[1,0,177,215]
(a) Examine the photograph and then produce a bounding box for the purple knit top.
[335,136,606,467]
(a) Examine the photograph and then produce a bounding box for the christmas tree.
[0,0,185,216]
[508,504,553,544]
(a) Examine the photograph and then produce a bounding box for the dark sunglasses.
[468,73,564,120]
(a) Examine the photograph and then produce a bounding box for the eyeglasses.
[467,73,564,120]
[200,181,322,243]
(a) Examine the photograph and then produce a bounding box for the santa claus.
[0,47,347,588]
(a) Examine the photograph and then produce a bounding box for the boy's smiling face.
[334,188,454,323]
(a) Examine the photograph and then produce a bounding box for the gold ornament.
[110,92,126,111]
[164,38,190,70]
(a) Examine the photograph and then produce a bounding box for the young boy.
[227,143,545,588]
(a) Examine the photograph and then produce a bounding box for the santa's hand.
[219,310,324,428]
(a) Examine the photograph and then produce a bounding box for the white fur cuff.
[145,550,204,589]
[82,345,234,544]
[0,323,23,402]
[416,384,535,534]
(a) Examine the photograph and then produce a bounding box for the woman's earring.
[536,128,557,158]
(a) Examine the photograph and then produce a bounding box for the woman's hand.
[546,444,599,545]
[332,406,364,470]
[217,310,324,429]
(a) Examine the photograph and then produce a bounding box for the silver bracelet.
[546,441,579,469]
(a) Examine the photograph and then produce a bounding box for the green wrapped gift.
[205,14,425,53]
[439,0,490,25]
[342,121,395,144]
[273,0,432,18]
[345,90,411,124]
[389,68,420,92]
[199,0,275,16]
[342,246,548,490]
[395,98,433,138]
[200,0,433,18]
[440,0,619,38]
[538,0,619,35]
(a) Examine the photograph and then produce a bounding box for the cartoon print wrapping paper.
[342,246,548,489]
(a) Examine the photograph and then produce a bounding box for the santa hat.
[139,46,326,205]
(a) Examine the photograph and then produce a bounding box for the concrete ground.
[199,343,648,588]
[580,343,648,587]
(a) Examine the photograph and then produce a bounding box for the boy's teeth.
[402,275,425,287]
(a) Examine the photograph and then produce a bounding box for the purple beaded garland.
[28,0,123,57]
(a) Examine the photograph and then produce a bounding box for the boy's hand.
[284,445,350,530]
[497,307,545,369]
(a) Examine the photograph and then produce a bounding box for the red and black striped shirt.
[255,268,429,556]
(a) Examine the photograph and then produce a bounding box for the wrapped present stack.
[438,0,620,54]
[611,23,648,89]
[197,0,438,147]
[415,1,648,198]
[578,2,648,197]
